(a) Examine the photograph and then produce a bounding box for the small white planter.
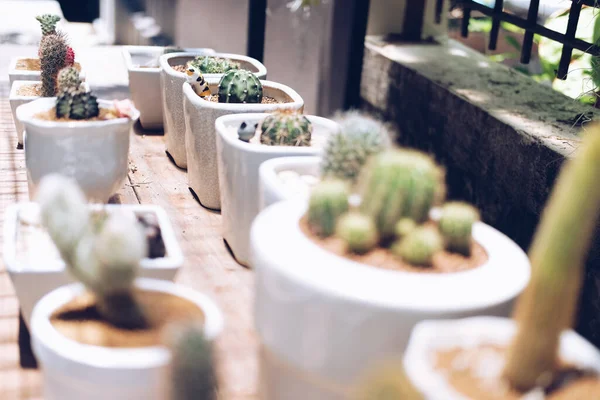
[184,81,303,210]
[31,278,223,400]
[216,114,335,267]
[404,317,600,399]
[17,97,138,203]
[250,200,531,400]
[259,156,321,211]
[122,46,215,130]
[9,81,90,148]
[161,52,267,169]
[3,202,184,328]
[8,57,87,86]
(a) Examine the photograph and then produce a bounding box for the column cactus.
[39,32,69,97]
[36,174,149,329]
[438,202,479,256]
[260,109,313,147]
[217,70,263,104]
[502,127,600,391]
[307,180,350,238]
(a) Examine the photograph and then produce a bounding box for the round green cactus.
[260,110,312,147]
[56,87,99,120]
[395,218,417,239]
[321,111,391,183]
[217,69,263,104]
[393,226,443,267]
[190,56,240,74]
[438,202,479,256]
[57,66,82,93]
[307,180,350,238]
[39,33,69,97]
[36,14,61,36]
[336,212,378,254]
[358,149,446,238]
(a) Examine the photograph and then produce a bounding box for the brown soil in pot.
[50,289,204,348]
[16,83,41,97]
[300,217,487,273]
[14,59,81,71]
[205,94,285,104]
[172,64,188,73]
[34,108,122,122]
[435,344,600,399]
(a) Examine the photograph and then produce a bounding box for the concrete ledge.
[360,36,600,345]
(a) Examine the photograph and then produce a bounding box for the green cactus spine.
[190,56,240,74]
[217,70,263,104]
[36,14,61,36]
[336,212,378,254]
[56,66,82,93]
[39,33,68,97]
[322,111,391,183]
[438,202,479,256]
[393,226,443,267]
[307,180,350,238]
[56,87,99,120]
[260,110,313,147]
[502,127,600,391]
[358,149,445,238]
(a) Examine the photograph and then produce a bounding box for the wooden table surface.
[0,45,257,400]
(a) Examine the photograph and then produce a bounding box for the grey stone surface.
[360,35,600,345]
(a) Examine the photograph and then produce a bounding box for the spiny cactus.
[395,218,417,239]
[218,70,263,104]
[438,202,479,256]
[260,109,312,147]
[393,226,443,267]
[238,121,258,142]
[336,212,378,254]
[321,111,392,183]
[502,127,600,391]
[190,56,240,74]
[56,87,99,120]
[167,323,217,400]
[36,14,61,36]
[39,33,69,97]
[36,174,149,329]
[307,180,350,238]
[57,66,82,93]
[358,149,445,238]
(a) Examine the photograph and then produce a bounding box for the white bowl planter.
[183,81,303,210]
[17,97,138,203]
[3,202,184,328]
[160,52,267,169]
[250,200,531,400]
[404,317,600,399]
[122,46,215,130]
[9,81,90,149]
[259,156,321,211]
[216,114,336,267]
[8,56,87,86]
[31,278,223,400]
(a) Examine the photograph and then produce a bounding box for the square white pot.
[3,202,185,328]
[250,200,531,399]
[216,114,336,267]
[160,52,268,169]
[17,97,138,203]
[122,46,216,130]
[8,57,87,86]
[183,80,303,210]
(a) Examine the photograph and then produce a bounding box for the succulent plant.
[217,70,263,104]
[57,66,82,93]
[56,87,99,120]
[190,56,240,74]
[36,174,149,329]
[260,110,312,147]
[36,14,61,36]
[438,202,479,256]
[358,149,445,238]
[395,218,417,239]
[39,32,69,97]
[336,212,378,254]
[502,127,600,391]
[321,111,392,183]
[238,121,258,142]
[393,226,443,267]
[307,180,350,238]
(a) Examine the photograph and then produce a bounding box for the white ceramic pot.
[31,278,223,400]
[9,81,91,149]
[259,156,321,211]
[184,81,303,210]
[404,316,600,399]
[250,200,531,400]
[3,202,184,328]
[216,114,335,267]
[160,52,267,169]
[8,57,87,86]
[17,97,138,203]
[122,46,216,130]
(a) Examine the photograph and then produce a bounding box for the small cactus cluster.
[217,70,263,104]
[36,174,149,329]
[56,66,82,93]
[321,111,392,184]
[259,109,313,146]
[56,86,99,120]
[189,56,240,74]
[37,14,75,97]
[307,149,480,267]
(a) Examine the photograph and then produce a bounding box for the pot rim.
[123,46,216,72]
[9,57,86,77]
[251,200,531,312]
[258,156,321,202]
[159,51,267,79]
[31,278,224,369]
[9,80,91,101]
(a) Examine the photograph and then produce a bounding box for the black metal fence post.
[247,0,268,62]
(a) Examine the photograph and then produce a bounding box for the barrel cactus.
[307,180,350,238]
[336,212,379,254]
[217,70,263,104]
[190,56,240,74]
[393,226,443,266]
[57,66,82,93]
[36,14,61,36]
[358,149,446,238]
[39,32,69,97]
[321,111,391,183]
[438,202,479,256]
[56,87,99,120]
[395,218,417,239]
[260,110,312,147]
